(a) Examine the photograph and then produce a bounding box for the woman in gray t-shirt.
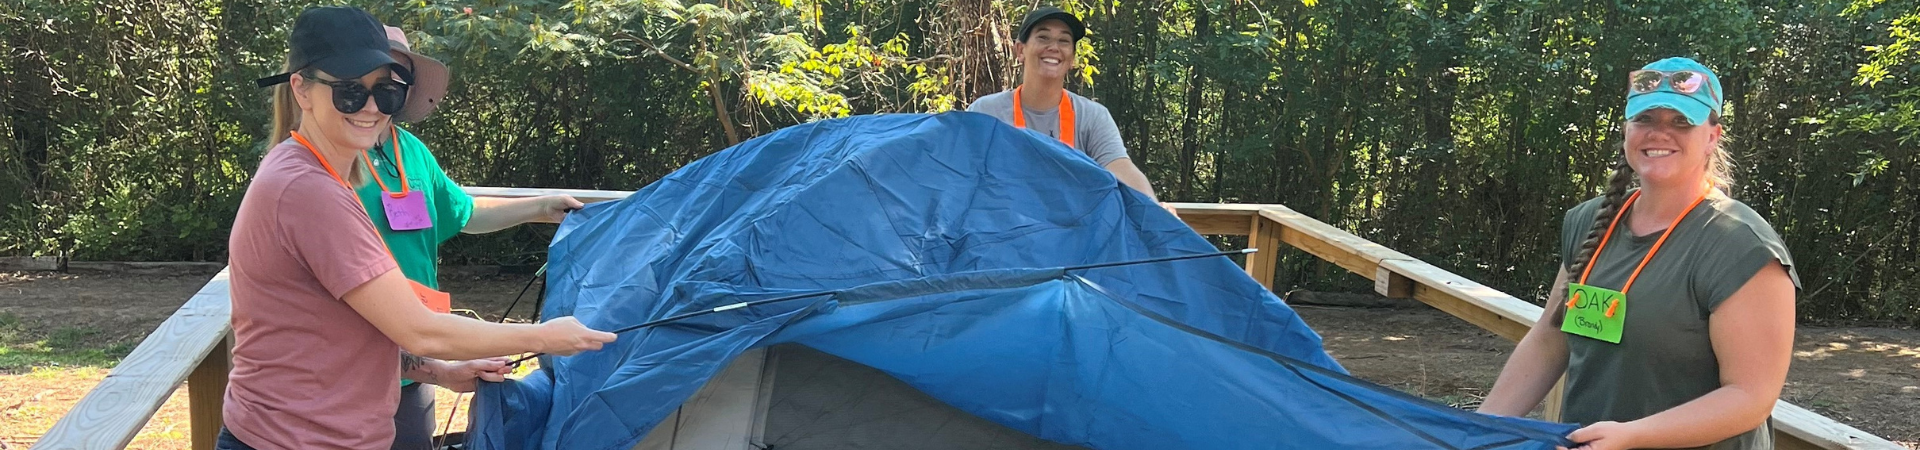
[1477,57,1798,450]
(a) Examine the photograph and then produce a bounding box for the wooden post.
[1260,215,1283,290]
[1372,265,1415,298]
[1244,214,1277,290]
[190,333,233,450]
[1243,214,1263,282]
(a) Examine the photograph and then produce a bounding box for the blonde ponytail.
[268,61,300,145]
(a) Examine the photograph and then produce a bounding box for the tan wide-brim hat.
[385,26,449,123]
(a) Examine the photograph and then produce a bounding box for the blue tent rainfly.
[466,112,1577,450]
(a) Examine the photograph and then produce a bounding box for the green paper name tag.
[1561,283,1626,344]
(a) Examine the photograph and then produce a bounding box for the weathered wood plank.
[461,187,633,224]
[1169,203,1262,236]
[33,269,233,450]
[1377,259,1538,340]
[66,261,226,276]
[456,191,1259,234]
[1165,202,1268,213]
[1274,226,1369,276]
[1261,207,1416,259]
[1404,282,1535,342]
[1180,212,1255,236]
[1259,207,1422,293]
[1777,435,1827,450]
[0,256,62,271]
[462,186,634,204]
[188,334,232,450]
[1771,401,1905,450]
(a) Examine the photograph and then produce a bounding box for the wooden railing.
[32,270,234,450]
[30,188,1901,450]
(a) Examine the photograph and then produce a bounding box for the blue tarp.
[467,112,1577,450]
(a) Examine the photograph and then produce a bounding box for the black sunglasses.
[303,72,409,115]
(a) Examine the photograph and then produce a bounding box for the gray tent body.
[636,344,1085,450]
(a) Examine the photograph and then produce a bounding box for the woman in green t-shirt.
[1478,57,1798,450]
[357,26,588,450]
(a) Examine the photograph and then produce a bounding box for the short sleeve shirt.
[355,126,475,290]
[1555,192,1799,450]
[967,89,1130,166]
[226,139,402,449]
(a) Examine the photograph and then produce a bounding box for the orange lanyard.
[289,131,402,260]
[1575,186,1713,293]
[360,126,409,198]
[291,131,352,190]
[289,131,453,312]
[1011,86,1076,148]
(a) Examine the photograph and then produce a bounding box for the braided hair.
[1567,157,1638,277]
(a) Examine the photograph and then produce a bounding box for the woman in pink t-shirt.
[224,7,616,449]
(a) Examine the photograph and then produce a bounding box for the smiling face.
[1015,19,1077,83]
[290,67,396,151]
[1623,108,1722,188]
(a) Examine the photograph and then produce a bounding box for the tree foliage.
[4,0,1919,324]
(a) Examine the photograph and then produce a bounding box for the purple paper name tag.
[382,190,432,231]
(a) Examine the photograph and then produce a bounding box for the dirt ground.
[2,269,1916,449]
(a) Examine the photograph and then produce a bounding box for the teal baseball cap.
[1624,57,1722,126]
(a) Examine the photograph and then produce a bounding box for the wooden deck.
[29,188,1902,450]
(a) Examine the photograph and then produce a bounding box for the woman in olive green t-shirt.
[1477,57,1798,450]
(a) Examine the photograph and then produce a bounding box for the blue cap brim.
[1625,91,1712,125]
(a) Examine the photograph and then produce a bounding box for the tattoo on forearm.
[401,351,428,374]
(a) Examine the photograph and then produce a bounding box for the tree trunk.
[1175,6,1210,201]
[1135,0,1162,171]
[708,74,742,146]
[5,28,53,195]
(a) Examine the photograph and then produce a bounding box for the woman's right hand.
[538,317,617,355]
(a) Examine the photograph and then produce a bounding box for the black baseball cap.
[1016,7,1086,43]
[254,7,410,88]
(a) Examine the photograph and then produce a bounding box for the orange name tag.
[409,280,451,314]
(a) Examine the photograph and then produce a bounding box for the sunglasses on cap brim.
[1629,70,1719,104]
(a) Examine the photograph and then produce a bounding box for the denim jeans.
[215,427,259,450]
